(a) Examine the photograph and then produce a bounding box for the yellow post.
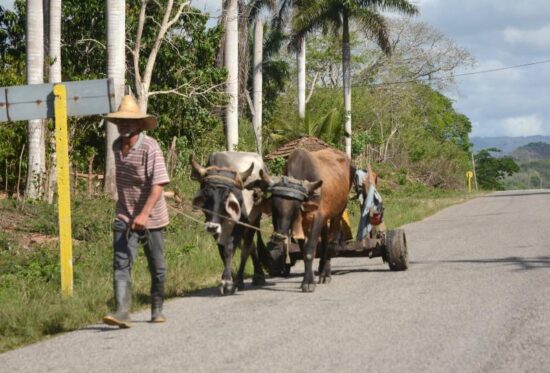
[466,171,473,193]
[54,84,73,297]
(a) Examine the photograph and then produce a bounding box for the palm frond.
[289,0,335,51]
[317,108,337,138]
[366,0,419,16]
[247,0,277,24]
[354,8,391,55]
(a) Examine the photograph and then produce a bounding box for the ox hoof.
[282,264,292,278]
[318,275,332,284]
[252,274,266,286]
[219,280,236,296]
[301,282,316,293]
[236,279,245,291]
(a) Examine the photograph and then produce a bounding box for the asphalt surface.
[1,190,550,373]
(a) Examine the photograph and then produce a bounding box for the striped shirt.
[113,133,170,229]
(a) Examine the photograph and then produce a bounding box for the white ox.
[190,151,267,295]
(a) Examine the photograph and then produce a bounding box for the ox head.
[190,156,254,239]
[259,169,322,273]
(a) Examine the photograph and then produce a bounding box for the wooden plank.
[287,239,385,261]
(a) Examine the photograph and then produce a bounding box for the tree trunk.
[252,19,263,155]
[238,0,249,116]
[297,37,306,119]
[46,0,62,203]
[104,0,125,198]
[25,0,45,199]
[224,0,239,151]
[342,13,352,158]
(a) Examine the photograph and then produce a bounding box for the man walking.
[102,95,170,328]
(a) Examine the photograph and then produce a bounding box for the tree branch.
[245,89,255,117]
[306,71,319,104]
[133,0,148,94]
[75,38,106,49]
[141,0,190,104]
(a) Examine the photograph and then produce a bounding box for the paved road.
[1,190,550,373]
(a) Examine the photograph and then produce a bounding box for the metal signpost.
[0,78,115,297]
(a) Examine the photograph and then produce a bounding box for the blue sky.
[3,0,550,138]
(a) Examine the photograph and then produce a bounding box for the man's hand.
[132,213,149,231]
[132,184,164,231]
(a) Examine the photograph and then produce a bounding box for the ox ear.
[192,191,205,211]
[240,163,255,184]
[225,193,241,221]
[190,155,207,181]
[304,180,323,195]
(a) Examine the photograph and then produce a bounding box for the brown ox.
[260,148,353,292]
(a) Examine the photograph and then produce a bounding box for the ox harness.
[267,176,312,266]
[199,167,248,222]
[268,176,309,201]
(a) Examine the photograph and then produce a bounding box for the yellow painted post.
[54,84,73,297]
[466,171,473,193]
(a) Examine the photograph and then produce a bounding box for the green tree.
[475,148,520,190]
[291,0,418,156]
[0,1,227,193]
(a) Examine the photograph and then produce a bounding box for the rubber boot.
[150,281,166,323]
[103,281,132,328]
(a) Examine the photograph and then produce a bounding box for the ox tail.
[256,231,273,271]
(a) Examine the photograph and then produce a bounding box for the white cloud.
[501,115,545,137]
[503,24,550,50]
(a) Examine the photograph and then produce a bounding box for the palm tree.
[26,0,45,199]
[46,0,61,203]
[224,0,239,151]
[292,0,418,157]
[272,0,307,119]
[252,18,263,154]
[104,0,125,197]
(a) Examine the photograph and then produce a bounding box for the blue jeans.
[112,219,166,287]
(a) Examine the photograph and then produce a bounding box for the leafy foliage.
[0,1,228,195]
[475,148,520,190]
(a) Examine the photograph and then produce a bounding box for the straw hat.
[104,95,157,130]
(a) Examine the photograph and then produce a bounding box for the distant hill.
[510,142,550,162]
[471,136,550,155]
[501,141,550,190]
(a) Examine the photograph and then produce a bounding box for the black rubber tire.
[385,229,409,271]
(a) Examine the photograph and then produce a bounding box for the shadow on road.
[182,264,388,296]
[412,255,550,271]
[79,326,121,333]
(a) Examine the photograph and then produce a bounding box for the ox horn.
[260,169,275,188]
[240,163,255,184]
[189,155,207,180]
[303,180,323,194]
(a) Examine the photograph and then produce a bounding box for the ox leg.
[301,216,324,293]
[249,234,266,286]
[218,240,236,295]
[320,214,344,284]
[318,226,331,284]
[236,227,250,291]
[236,226,266,290]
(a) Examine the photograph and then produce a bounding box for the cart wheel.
[385,229,408,271]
